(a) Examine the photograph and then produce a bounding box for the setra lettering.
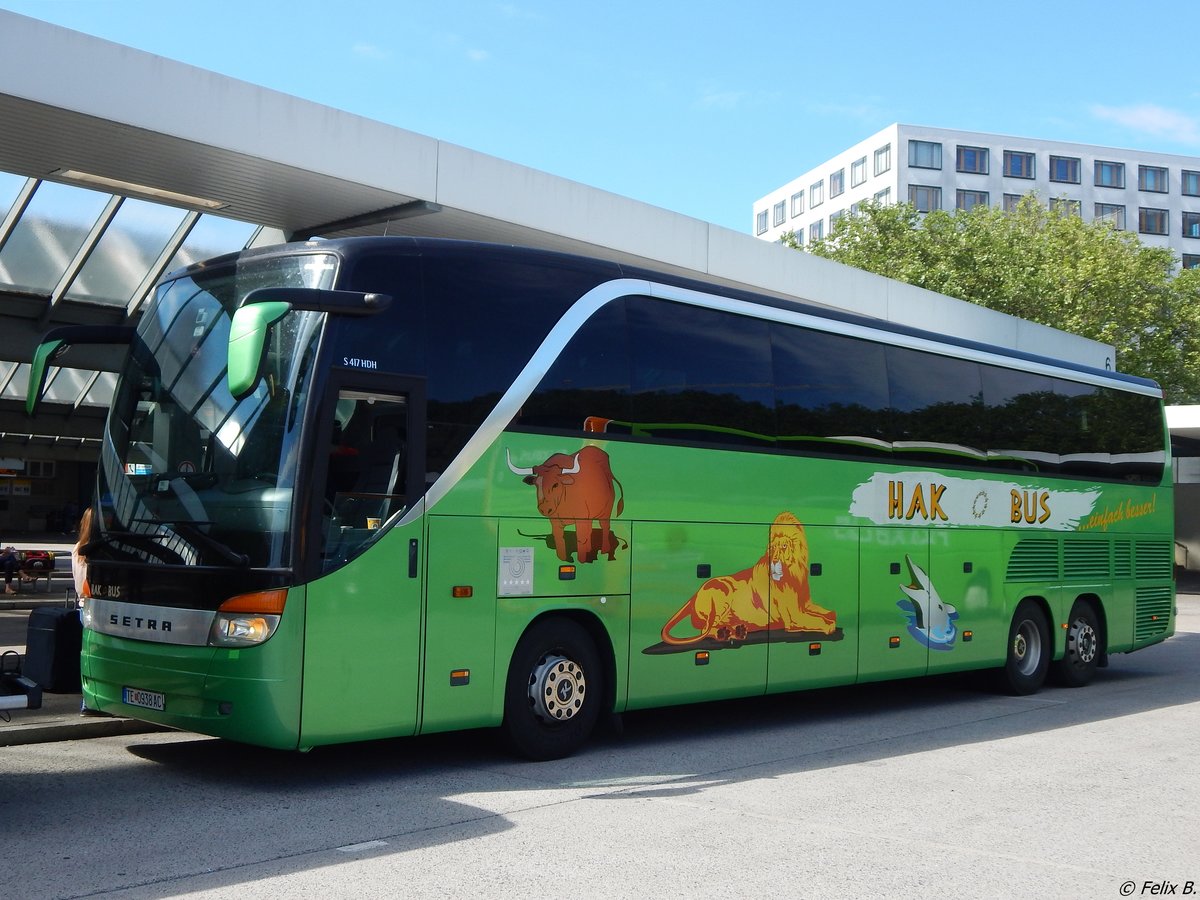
[109,613,171,632]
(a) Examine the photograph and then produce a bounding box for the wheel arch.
[517,608,618,716]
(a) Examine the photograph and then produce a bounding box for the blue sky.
[6,1,1200,233]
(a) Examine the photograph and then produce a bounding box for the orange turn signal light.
[218,589,287,615]
[452,586,473,598]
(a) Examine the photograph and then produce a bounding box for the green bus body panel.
[627,522,771,710]
[858,530,930,682]
[766,525,859,692]
[421,517,500,733]
[926,530,1009,673]
[81,588,306,750]
[78,426,1174,750]
[300,519,422,746]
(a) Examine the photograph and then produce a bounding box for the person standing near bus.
[71,507,96,600]
[1,544,18,594]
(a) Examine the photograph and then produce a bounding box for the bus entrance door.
[300,379,427,746]
[857,529,930,683]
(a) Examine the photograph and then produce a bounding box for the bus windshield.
[95,253,336,570]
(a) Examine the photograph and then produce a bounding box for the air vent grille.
[1006,540,1059,582]
[1134,586,1173,642]
[1063,539,1110,580]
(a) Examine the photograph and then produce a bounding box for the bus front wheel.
[1001,600,1050,695]
[503,617,602,761]
[1053,600,1102,688]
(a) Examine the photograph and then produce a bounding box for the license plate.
[122,686,165,711]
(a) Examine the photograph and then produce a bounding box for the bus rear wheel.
[1053,600,1102,688]
[1001,600,1050,695]
[503,617,602,761]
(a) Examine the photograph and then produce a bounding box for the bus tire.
[1052,600,1102,688]
[1001,600,1050,695]
[503,617,602,761]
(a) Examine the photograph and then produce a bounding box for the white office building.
[754,123,1200,268]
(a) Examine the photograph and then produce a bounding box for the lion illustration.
[659,512,837,646]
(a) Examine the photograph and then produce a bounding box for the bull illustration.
[507,446,625,563]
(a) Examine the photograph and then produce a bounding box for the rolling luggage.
[24,606,83,693]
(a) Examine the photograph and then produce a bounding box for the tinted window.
[886,347,985,455]
[340,250,600,477]
[521,298,632,432]
[982,366,1065,470]
[773,325,890,456]
[627,298,774,446]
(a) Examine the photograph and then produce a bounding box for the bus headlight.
[210,589,287,647]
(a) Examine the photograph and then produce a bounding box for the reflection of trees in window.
[519,291,1162,481]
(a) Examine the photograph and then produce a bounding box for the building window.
[809,220,824,242]
[810,181,824,208]
[1094,161,1125,189]
[1095,203,1126,229]
[874,187,892,205]
[1184,212,1200,238]
[829,210,846,230]
[1050,197,1082,217]
[791,191,804,217]
[1049,156,1080,184]
[829,168,845,198]
[1139,207,1169,235]
[755,210,768,235]
[1003,193,1024,212]
[874,144,891,176]
[1184,254,1200,269]
[773,201,787,228]
[909,140,942,169]
[851,156,868,187]
[1139,165,1169,193]
[956,146,989,175]
[25,460,56,478]
[957,189,989,211]
[909,184,942,212]
[1183,170,1200,197]
[1004,150,1035,179]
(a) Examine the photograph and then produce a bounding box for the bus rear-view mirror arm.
[25,325,136,417]
[228,288,392,400]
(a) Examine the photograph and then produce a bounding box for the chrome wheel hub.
[1068,618,1098,664]
[528,654,586,724]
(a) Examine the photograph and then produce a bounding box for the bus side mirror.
[228,288,391,400]
[227,301,292,400]
[26,325,136,416]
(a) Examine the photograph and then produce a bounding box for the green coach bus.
[27,237,1175,759]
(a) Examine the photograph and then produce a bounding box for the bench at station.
[7,550,66,594]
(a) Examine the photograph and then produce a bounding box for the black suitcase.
[24,606,82,693]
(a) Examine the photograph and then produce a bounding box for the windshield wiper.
[129,519,250,567]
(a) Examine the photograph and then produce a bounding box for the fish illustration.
[897,555,958,650]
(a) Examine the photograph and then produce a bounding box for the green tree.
[781,196,1200,403]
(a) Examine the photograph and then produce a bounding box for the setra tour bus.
[26,237,1175,759]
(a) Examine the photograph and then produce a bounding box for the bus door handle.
[409,539,419,578]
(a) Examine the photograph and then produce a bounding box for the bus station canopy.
[0,10,1114,455]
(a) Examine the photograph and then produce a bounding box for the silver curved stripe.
[401,277,1163,524]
